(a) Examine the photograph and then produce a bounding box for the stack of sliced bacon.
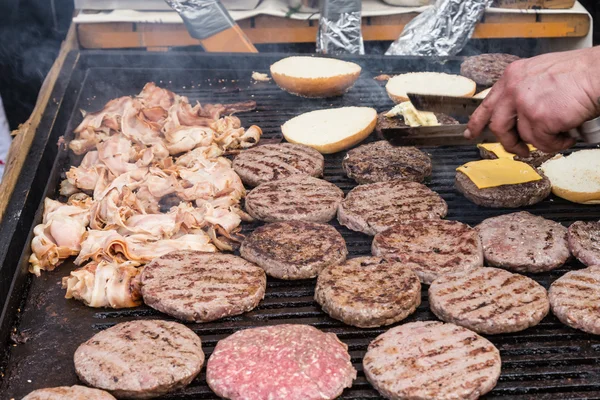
[28,83,261,309]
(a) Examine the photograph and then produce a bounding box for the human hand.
[465,47,600,156]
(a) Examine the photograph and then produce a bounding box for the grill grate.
[2,52,600,399]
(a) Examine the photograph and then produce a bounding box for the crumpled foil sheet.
[317,0,365,55]
[165,0,234,40]
[386,0,493,57]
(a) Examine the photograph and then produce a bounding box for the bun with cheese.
[375,102,458,137]
[386,72,476,104]
[270,56,361,98]
[540,149,600,204]
[478,143,556,167]
[455,159,551,208]
[282,107,377,154]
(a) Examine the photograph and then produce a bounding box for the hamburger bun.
[270,56,361,98]
[540,150,600,204]
[282,107,377,154]
[386,72,476,104]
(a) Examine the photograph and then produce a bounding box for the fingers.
[498,128,530,157]
[551,133,577,152]
[465,84,502,140]
[518,115,576,153]
[476,91,531,157]
[535,132,576,153]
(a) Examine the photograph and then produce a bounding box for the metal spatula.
[379,94,493,146]
[407,93,600,144]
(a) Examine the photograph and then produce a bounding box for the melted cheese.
[385,102,439,127]
[457,159,542,189]
[477,143,537,159]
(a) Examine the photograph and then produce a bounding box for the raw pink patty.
[206,324,356,400]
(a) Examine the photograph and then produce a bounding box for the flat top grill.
[1,51,600,400]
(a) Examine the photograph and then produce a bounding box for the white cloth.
[0,96,11,178]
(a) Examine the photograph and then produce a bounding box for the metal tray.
[1,51,600,399]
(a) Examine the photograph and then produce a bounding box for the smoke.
[0,0,73,130]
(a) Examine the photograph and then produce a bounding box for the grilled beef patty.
[372,219,483,284]
[429,267,549,334]
[363,321,501,400]
[461,53,521,87]
[233,143,324,187]
[314,256,421,328]
[240,221,347,280]
[23,386,116,400]
[342,140,432,184]
[206,325,356,400]
[568,221,600,266]
[456,170,552,208]
[141,251,266,322]
[74,320,204,399]
[245,175,344,223]
[549,266,600,335]
[337,180,447,236]
[478,146,556,168]
[477,212,570,273]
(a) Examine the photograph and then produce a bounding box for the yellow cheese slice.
[385,102,439,127]
[457,159,542,189]
[477,143,537,159]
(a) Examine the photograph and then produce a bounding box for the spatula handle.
[568,116,600,144]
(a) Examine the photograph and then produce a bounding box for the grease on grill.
[3,55,600,400]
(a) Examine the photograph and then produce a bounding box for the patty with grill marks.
[245,175,344,223]
[549,266,600,335]
[429,267,549,334]
[460,53,521,87]
[206,325,356,400]
[141,251,266,322]
[342,141,432,184]
[456,169,552,208]
[233,143,325,187]
[363,321,501,400]
[314,256,421,328]
[23,386,116,400]
[74,320,204,399]
[240,221,347,280]
[372,219,483,284]
[477,212,569,273]
[568,221,600,267]
[337,180,447,236]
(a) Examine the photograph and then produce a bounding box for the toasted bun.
[270,56,361,98]
[540,150,600,204]
[282,107,377,154]
[386,72,477,104]
[474,88,492,99]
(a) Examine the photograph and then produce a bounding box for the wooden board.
[494,0,576,9]
[77,12,591,50]
[0,26,78,222]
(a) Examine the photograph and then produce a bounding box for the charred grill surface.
[2,52,600,399]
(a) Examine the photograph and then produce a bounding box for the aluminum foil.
[317,0,364,55]
[386,0,493,57]
[165,0,234,40]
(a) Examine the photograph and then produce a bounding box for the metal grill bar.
[1,52,600,399]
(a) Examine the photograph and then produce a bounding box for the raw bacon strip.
[62,260,142,308]
[29,196,93,276]
[32,83,261,313]
[74,96,132,134]
[74,229,216,265]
